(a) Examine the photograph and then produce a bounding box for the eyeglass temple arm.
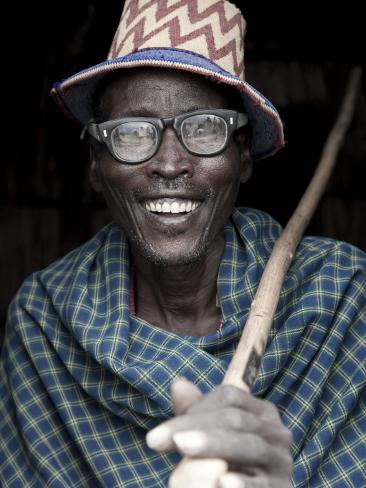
[237,112,249,129]
[80,123,102,142]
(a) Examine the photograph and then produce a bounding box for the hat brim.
[52,47,285,160]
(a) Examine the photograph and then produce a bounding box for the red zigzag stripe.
[124,0,244,42]
[110,1,244,76]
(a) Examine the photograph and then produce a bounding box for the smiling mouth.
[142,198,202,215]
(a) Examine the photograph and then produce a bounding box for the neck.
[132,238,224,336]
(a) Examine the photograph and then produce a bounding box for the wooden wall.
[1,2,365,337]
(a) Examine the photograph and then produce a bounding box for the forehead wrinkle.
[102,70,232,119]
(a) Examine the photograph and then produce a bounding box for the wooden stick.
[169,66,363,488]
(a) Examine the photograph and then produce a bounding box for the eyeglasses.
[84,109,248,164]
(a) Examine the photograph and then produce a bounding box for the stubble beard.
[107,180,220,266]
[128,227,216,267]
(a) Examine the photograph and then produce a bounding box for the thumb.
[171,377,203,415]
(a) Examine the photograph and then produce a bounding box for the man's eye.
[195,127,205,136]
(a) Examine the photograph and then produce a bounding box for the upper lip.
[138,192,204,203]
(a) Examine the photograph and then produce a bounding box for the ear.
[89,143,103,193]
[237,131,253,184]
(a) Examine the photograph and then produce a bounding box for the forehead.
[98,68,238,118]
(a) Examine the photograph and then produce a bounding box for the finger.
[147,409,237,453]
[171,377,203,415]
[218,473,292,488]
[146,408,290,452]
[187,385,281,422]
[146,408,261,452]
[172,430,293,476]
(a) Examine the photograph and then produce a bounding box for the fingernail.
[146,425,171,450]
[173,430,207,455]
[219,473,245,488]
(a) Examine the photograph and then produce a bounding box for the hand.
[146,378,293,488]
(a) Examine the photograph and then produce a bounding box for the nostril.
[150,166,191,179]
[146,155,194,179]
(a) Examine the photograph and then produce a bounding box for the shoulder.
[232,207,366,311]
[294,234,366,280]
[276,235,366,335]
[8,223,126,316]
[233,206,366,273]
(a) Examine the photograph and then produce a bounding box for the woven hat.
[52,0,285,160]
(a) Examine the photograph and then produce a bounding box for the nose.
[145,127,194,179]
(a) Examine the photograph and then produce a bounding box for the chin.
[133,236,212,267]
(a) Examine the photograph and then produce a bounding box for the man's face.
[90,68,252,266]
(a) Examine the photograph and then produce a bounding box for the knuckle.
[281,452,294,474]
[251,436,270,465]
[220,385,247,406]
[264,423,293,447]
[268,449,293,478]
[224,407,246,430]
[261,399,280,418]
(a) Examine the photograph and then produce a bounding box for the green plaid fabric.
[1,208,365,487]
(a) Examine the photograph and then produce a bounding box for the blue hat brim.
[52,47,285,160]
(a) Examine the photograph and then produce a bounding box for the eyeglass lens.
[110,114,228,162]
[181,114,227,154]
[111,122,158,162]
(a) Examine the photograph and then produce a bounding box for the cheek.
[198,150,242,198]
[98,158,141,194]
[219,147,245,197]
[96,161,141,221]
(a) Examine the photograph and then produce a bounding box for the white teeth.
[162,202,171,213]
[171,202,180,213]
[143,198,201,214]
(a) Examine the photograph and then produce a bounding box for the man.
[1,1,365,487]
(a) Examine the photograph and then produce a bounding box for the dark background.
[1,2,365,336]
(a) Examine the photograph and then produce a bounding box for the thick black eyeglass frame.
[84,109,249,164]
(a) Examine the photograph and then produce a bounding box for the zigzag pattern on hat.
[109,0,246,79]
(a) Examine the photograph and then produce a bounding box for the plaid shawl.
[1,208,365,488]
